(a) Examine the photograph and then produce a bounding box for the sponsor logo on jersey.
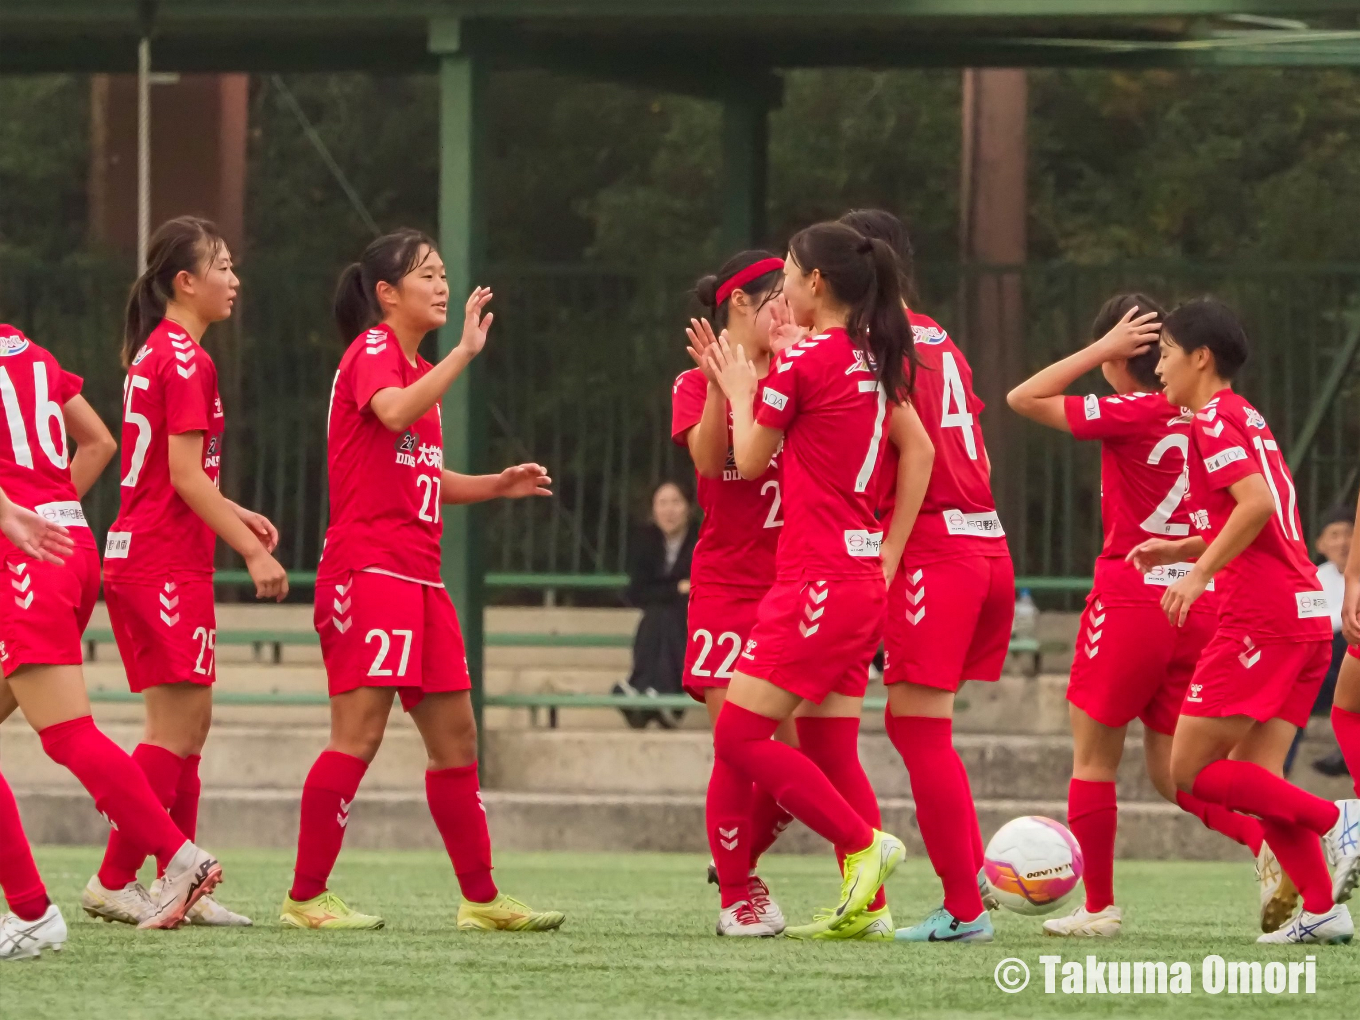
[104,531,132,559]
[1083,394,1101,420]
[762,388,788,412]
[1143,562,1214,591]
[843,529,883,557]
[132,345,153,366]
[1244,407,1267,430]
[1297,591,1330,620]
[845,348,873,375]
[942,509,1005,538]
[213,395,224,418]
[1190,509,1210,531]
[0,333,29,357]
[911,324,948,345]
[395,430,418,466]
[1203,446,1247,472]
[417,443,443,469]
[203,435,221,470]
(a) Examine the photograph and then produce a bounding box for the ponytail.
[787,221,915,403]
[122,216,223,367]
[332,228,437,342]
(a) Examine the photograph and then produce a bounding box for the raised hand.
[1094,305,1161,363]
[768,296,806,355]
[1124,538,1185,574]
[685,318,722,383]
[706,336,759,405]
[497,463,553,499]
[456,286,494,358]
[0,500,72,565]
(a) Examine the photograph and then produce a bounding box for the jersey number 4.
[0,363,68,471]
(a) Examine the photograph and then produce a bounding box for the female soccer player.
[705,221,924,938]
[674,251,796,936]
[86,216,284,928]
[280,229,563,932]
[843,209,1009,944]
[1129,298,1359,944]
[1008,295,1270,937]
[0,322,221,932]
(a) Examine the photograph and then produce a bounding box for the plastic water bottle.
[1012,588,1039,642]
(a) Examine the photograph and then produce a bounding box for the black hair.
[1161,298,1249,381]
[1092,292,1166,391]
[787,221,916,401]
[838,208,916,304]
[122,216,225,367]
[334,228,438,341]
[694,250,783,330]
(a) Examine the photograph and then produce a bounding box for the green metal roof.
[3,0,1360,73]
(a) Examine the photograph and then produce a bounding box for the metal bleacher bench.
[82,572,1082,719]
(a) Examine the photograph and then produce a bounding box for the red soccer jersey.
[104,319,223,581]
[319,323,444,586]
[878,312,1006,563]
[754,328,890,582]
[670,368,780,592]
[1065,390,1218,609]
[1186,389,1328,642]
[0,326,91,550]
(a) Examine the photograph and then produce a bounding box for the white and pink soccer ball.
[983,816,1085,916]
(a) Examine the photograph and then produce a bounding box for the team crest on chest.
[0,333,29,357]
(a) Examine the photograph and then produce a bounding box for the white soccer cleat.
[1256,844,1299,933]
[747,875,785,934]
[137,842,222,930]
[1042,904,1122,938]
[1324,799,1360,905]
[149,878,252,927]
[716,900,778,937]
[1257,903,1354,945]
[978,867,999,911]
[81,876,153,926]
[0,905,66,961]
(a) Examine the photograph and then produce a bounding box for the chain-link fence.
[4,249,1359,585]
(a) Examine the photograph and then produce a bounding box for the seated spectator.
[613,482,697,728]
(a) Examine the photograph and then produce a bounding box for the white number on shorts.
[416,473,441,524]
[192,626,216,675]
[761,480,783,529]
[365,628,414,677]
[854,380,887,493]
[0,362,69,471]
[121,376,153,487]
[1139,433,1190,537]
[939,352,978,460]
[690,629,742,678]
[1253,436,1300,541]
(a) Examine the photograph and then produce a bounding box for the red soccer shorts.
[105,575,217,691]
[683,587,764,702]
[738,577,885,703]
[1067,598,1215,735]
[882,554,1015,692]
[315,570,470,711]
[1182,633,1330,729]
[0,545,100,677]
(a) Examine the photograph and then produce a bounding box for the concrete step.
[11,788,1246,861]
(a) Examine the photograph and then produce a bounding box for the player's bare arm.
[1160,473,1274,626]
[683,318,730,479]
[707,337,779,479]
[1007,306,1161,431]
[61,393,118,499]
[369,287,492,433]
[168,431,288,601]
[880,403,934,586]
[225,499,280,553]
[440,464,552,505]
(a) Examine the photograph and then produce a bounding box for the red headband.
[715,258,785,306]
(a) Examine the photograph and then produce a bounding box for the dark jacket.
[624,523,697,695]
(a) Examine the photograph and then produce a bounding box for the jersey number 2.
[1140,434,1190,537]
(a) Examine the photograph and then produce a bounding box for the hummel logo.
[804,604,825,622]
[907,607,925,625]
[334,597,351,615]
[174,350,195,363]
[8,562,25,575]
[332,617,351,634]
[335,581,351,596]
[176,365,197,379]
[808,587,828,605]
[1202,421,1224,438]
[160,611,180,626]
[718,825,739,851]
[159,591,179,610]
[799,622,820,637]
[165,581,176,592]
[337,797,353,828]
[365,343,387,356]
[13,592,32,610]
[1239,636,1261,669]
[10,574,30,593]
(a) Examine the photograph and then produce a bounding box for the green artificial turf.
[2,848,1355,1019]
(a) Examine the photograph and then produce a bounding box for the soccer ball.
[983,816,1084,916]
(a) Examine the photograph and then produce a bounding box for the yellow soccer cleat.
[279,891,384,930]
[785,905,894,941]
[457,893,565,932]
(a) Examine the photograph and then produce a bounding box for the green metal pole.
[720,92,769,251]
[432,19,487,748]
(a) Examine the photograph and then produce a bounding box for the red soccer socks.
[426,764,498,904]
[290,750,368,902]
